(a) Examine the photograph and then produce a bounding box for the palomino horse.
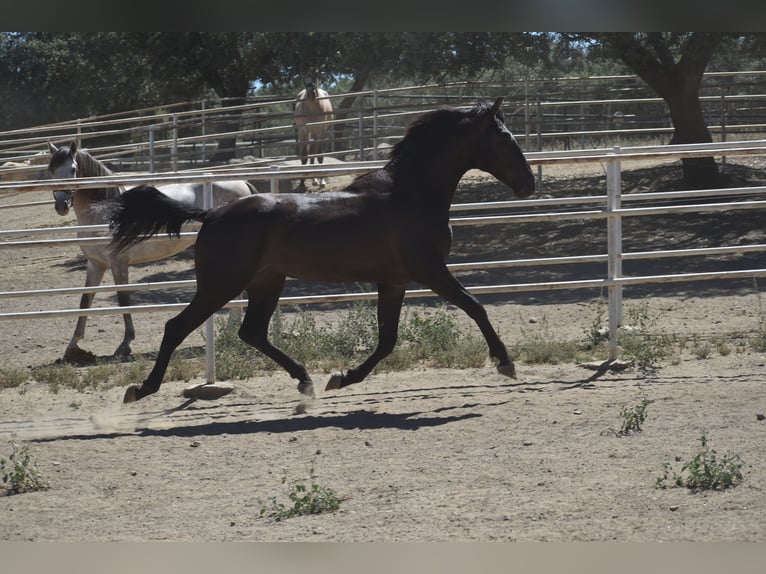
[107,98,535,404]
[294,82,334,189]
[47,141,255,365]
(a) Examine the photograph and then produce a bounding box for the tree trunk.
[596,33,721,188]
[332,72,369,155]
[666,91,719,188]
[210,100,244,163]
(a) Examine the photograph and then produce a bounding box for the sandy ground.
[1,157,765,541]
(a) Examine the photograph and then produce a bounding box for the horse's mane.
[75,149,114,178]
[387,102,498,167]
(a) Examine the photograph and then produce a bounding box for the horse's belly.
[264,243,407,284]
[126,237,195,265]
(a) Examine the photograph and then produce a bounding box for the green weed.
[1,441,49,495]
[258,462,342,522]
[619,300,671,370]
[512,315,590,365]
[0,367,28,390]
[617,394,650,436]
[30,364,79,393]
[655,430,745,491]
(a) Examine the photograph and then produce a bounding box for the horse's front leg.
[312,136,327,188]
[326,283,406,391]
[109,257,135,359]
[297,135,309,189]
[418,263,516,378]
[63,259,106,365]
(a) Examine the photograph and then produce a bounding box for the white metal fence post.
[269,165,280,193]
[606,146,624,361]
[203,177,216,383]
[172,114,179,172]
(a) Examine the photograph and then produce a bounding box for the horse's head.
[304,82,318,99]
[48,141,78,215]
[473,98,535,199]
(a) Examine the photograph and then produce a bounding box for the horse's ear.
[48,141,58,155]
[490,97,504,115]
[69,141,78,155]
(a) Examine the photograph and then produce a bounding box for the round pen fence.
[2,139,766,381]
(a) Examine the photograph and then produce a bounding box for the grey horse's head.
[47,141,79,216]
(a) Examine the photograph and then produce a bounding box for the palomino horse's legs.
[310,136,327,188]
[110,259,135,359]
[238,276,315,398]
[313,154,326,188]
[297,128,309,189]
[420,265,516,378]
[64,259,106,365]
[297,128,327,189]
[325,283,406,390]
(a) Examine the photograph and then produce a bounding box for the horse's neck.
[72,151,121,223]
[388,152,468,214]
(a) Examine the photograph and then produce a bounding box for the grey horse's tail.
[107,185,208,253]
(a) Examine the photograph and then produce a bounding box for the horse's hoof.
[114,343,133,359]
[123,386,139,404]
[297,381,315,399]
[496,362,517,379]
[325,373,345,391]
[63,346,97,366]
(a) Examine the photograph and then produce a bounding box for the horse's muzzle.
[54,200,70,216]
[53,191,73,216]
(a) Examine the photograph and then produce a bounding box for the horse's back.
[197,189,418,283]
[157,181,253,209]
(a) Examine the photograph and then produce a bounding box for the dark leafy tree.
[569,33,724,187]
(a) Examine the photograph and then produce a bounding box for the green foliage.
[258,462,341,522]
[214,302,489,380]
[655,431,745,491]
[30,364,79,394]
[0,367,28,390]
[1,441,49,495]
[617,394,650,436]
[511,315,590,365]
[619,300,671,370]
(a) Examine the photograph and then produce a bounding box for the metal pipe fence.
[1,140,766,378]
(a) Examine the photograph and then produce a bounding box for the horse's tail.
[107,185,208,253]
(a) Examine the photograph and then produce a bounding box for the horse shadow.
[28,368,610,444]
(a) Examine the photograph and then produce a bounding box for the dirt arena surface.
[1,156,765,541]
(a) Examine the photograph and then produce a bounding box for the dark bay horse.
[294,82,334,188]
[47,141,255,365]
[107,98,535,403]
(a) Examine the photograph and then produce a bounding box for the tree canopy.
[1,32,764,178]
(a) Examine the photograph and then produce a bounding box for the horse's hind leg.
[238,276,315,398]
[110,259,135,359]
[325,283,406,391]
[63,259,106,365]
[123,289,237,403]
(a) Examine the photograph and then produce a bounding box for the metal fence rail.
[2,139,766,377]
